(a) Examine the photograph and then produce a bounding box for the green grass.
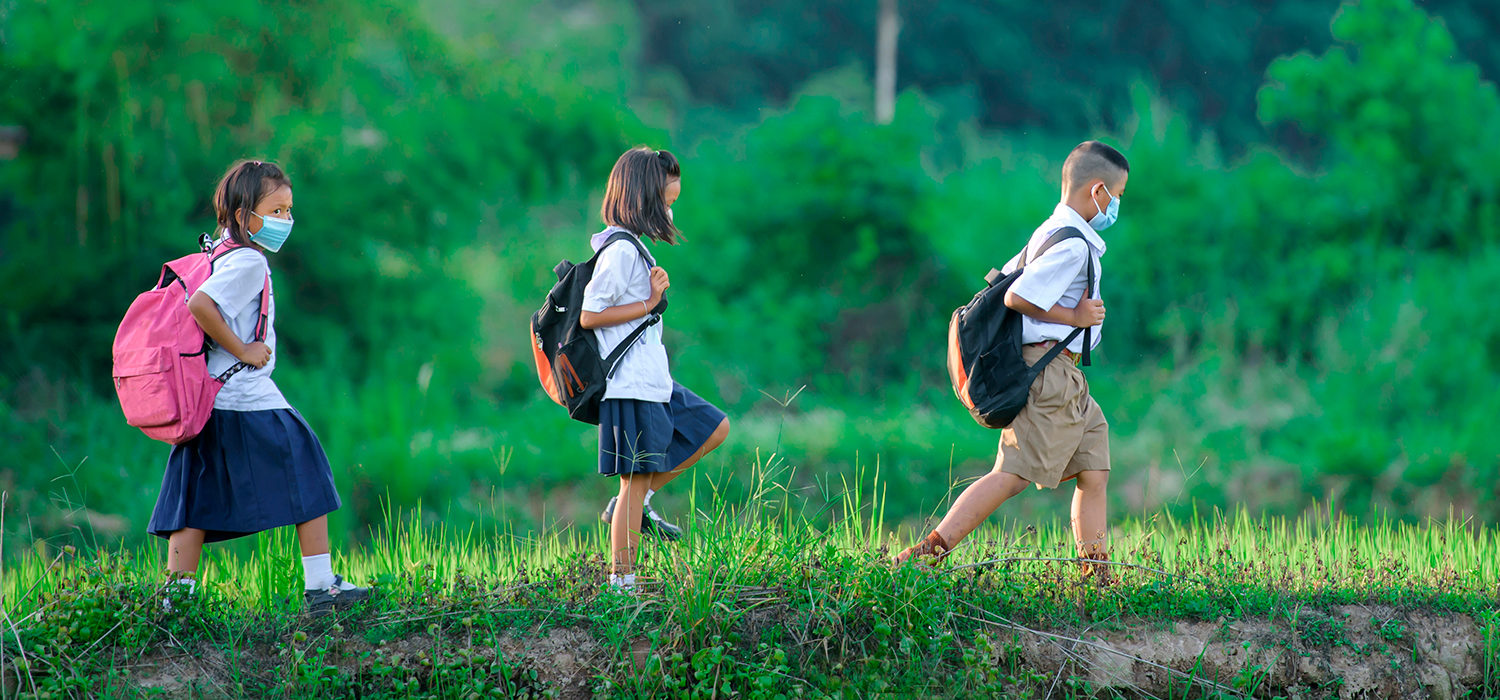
[4,464,1498,698]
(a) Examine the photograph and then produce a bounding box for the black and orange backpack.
[530,231,665,424]
[946,227,1094,428]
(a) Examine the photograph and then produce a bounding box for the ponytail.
[600,147,681,244]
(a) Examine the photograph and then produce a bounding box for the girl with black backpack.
[581,147,731,591]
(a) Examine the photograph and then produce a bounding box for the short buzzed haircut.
[1061,141,1129,192]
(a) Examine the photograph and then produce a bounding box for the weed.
[1373,617,1407,643]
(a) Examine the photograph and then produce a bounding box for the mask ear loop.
[1092,182,1115,218]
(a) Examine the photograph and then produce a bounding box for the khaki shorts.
[995,344,1110,489]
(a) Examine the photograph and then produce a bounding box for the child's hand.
[237,341,272,368]
[648,266,670,307]
[1071,299,1106,327]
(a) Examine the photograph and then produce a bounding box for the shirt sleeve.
[196,249,268,319]
[1009,239,1088,310]
[581,241,643,313]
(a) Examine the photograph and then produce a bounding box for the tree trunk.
[875,0,899,124]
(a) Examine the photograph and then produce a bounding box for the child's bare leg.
[610,473,652,575]
[649,418,730,492]
[933,470,1031,547]
[295,515,331,557]
[1069,470,1109,558]
[166,528,206,574]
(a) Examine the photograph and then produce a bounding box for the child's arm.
[1004,241,1103,328]
[187,290,271,368]
[580,267,669,330]
[1004,292,1105,328]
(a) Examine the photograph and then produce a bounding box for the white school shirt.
[580,227,673,402]
[194,235,291,411]
[1000,203,1106,354]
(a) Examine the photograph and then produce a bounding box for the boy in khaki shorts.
[896,141,1127,576]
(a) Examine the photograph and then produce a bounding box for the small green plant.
[1374,617,1407,643]
[1480,607,1500,698]
[1296,613,1350,648]
[1232,660,1270,694]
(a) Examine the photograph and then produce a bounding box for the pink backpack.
[112,238,270,444]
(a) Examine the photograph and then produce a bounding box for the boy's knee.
[996,470,1030,497]
[1077,470,1109,490]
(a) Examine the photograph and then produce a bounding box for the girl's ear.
[235,207,258,235]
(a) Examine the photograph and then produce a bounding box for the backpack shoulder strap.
[251,273,271,342]
[1021,227,1085,267]
[209,238,257,261]
[592,229,666,314]
[206,239,273,343]
[588,231,665,377]
[985,227,1086,286]
[1020,226,1096,367]
[1028,226,1093,298]
[591,230,655,268]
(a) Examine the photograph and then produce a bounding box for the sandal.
[893,531,952,567]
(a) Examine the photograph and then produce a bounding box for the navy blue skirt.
[148,408,342,543]
[599,383,727,476]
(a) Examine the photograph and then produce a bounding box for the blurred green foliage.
[2,0,1498,554]
[0,0,643,386]
[634,0,1500,157]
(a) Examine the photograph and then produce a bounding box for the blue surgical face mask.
[250,212,293,252]
[1088,183,1119,231]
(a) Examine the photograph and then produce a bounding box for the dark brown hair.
[213,159,292,246]
[1061,141,1129,192]
[600,147,680,244]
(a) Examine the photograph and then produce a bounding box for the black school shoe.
[601,496,684,541]
[303,575,371,615]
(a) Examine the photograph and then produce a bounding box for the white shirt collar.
[1049,202,1107,257]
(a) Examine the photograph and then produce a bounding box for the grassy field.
[3,466,1498,699]
[12,324,1497,565]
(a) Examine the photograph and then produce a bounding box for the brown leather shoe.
[893,531,952,566]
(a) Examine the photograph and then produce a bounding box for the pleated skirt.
[148,408,341,543]
[598,382,726,477]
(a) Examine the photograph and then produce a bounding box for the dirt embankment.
[1010,605,1489,700]
[21,606,1492,698]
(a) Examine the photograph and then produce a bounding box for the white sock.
[608,573,637,589]
[301,554,360,591]
[160,577,196,612]
[644,489,655,509]
[302,553,335,590]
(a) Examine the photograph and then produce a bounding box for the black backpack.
[530,231,666,425]
[946,227,1096,429]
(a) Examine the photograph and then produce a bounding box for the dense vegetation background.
[2,0,1498,556]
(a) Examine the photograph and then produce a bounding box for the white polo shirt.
[1000,203,1106,353]
[580,227,673,402]
[195,235,291,411]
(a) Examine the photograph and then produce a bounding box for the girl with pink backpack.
[144,160,367,613]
